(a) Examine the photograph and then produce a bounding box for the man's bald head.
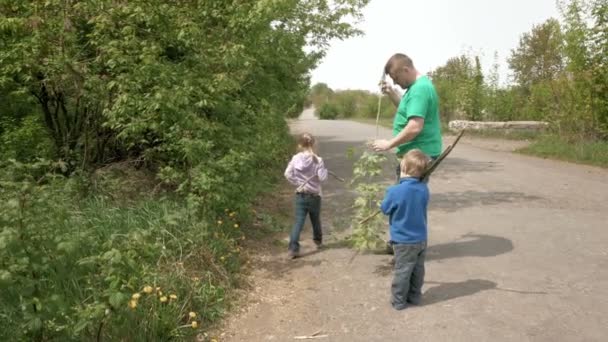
[384,53,414,74]
[384,53,418,89]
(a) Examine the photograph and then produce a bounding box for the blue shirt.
[380,177,429,243]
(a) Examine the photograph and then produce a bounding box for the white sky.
[310,0,560,92]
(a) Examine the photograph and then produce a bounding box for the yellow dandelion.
[143,286,153,294]
[131,293,141,300]
[191,321,198,329]
[229,212,236,217]
[192,276,200,282]
[155,287,161,292]
[234,223,239,228]
[189,311,197,319]
[159,296,168,303]
[224,209,229,212]
[158,291,163,297]
[220,256,225,261]
[217,220,223,225]
[169,294,177,300]
[128,299,138,309]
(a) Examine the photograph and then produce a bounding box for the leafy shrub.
[0,160,249,341]
[317,103,339,120]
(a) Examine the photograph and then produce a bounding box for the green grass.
[0,170,251,341]
[518,135,608,168]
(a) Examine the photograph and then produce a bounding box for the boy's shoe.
[314,241,323,250]
[390,301,408,311]
[287,250,299,259]
[406,299,421,306]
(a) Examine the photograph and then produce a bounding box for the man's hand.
[370,139,393,152]
[379,81,393,95]
[379,80,401,107]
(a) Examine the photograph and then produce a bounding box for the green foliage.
[430,54,485,122]
[0,160,249,341]
[519,134,608,167]
[317,102,339,120]
[0,115,54,161]
[430,0,607,142]
[508,18,565,90]
[349,151,387,250]
[1,0,370,169]
[308,82,335,109]
[0,0,372,340]
[309,83,394,120]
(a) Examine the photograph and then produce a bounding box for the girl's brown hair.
[298,133,315,149]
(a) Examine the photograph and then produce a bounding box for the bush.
[0,160,250,341]
[307,84,395,120]
[317,103,339,120]
[0,115,54,162]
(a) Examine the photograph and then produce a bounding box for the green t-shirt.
[392,75,442,157]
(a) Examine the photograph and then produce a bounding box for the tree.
[556,0,607,138]
[308,82,335,108]
[430,55,483,121]
[471,56,484,120]
[508,18,565,90]
[0,0,371,170]
[589,0,608,135]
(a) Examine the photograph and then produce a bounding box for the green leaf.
[109,292,126,309]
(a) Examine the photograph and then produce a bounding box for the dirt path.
[221,108,608,342]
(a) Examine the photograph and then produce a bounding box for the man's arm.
[386,88,402,107]
[371,117,424,151]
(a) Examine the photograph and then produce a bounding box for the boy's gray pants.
[391,241,427,310]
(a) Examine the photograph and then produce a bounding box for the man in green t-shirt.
[371,53,443,177]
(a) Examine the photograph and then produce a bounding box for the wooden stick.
[328,170,345,182]
[294,335,328,340]
[359,210,381,225]
[296,170,344,193]
[376,72,385,139]
[295,174,316,192]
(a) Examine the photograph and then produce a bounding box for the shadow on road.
[426,233,514,261]
[422,279,498,305]
[373,234,514,276]
[422,279,548,306]
[433,157,502,176]
[429,191,542,212]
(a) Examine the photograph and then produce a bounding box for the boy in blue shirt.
[380,149,430,310]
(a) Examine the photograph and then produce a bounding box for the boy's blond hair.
[401,149,430,178]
